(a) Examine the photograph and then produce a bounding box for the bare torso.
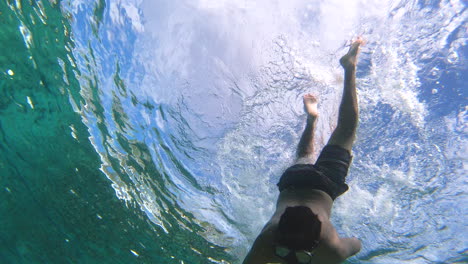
[243,188,360,264]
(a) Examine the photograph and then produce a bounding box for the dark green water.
[0,1,231,263]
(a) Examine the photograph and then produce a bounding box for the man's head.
[275,206,321,251]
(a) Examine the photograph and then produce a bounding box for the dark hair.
[276,206,321,251]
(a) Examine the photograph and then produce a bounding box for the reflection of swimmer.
[243,38,364,264]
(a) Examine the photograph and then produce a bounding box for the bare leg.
[327,38,364,151]
[296,94,319,161]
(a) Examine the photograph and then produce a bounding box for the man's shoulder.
[308,219,358,262]
[316,229,361,261]
[242,225,278,264]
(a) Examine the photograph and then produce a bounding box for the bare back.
[243,188,360,264]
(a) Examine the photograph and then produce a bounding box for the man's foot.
[340,37,364,69]
[303,93,319,119]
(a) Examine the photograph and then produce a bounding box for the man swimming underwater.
[242,38,364,264]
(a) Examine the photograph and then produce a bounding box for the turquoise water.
[1,0,466,263]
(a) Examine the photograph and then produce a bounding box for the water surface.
[1,0,466,263]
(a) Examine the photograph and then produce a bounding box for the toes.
[303,94,318,104]
[349,40,363,53]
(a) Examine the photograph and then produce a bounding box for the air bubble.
[429,67,441,80]
[447,51,459,64]
[7,69,14,76]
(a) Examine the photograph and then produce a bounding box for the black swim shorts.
[277,145,352,200]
